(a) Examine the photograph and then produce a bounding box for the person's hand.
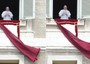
[5,13,10,17]
[62,11,67,16]
[7,14,10,17]
[63,11,66,14]
[63,11,68,16]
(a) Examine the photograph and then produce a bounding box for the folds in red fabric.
[0,25,40,62]
[57,24,90,59]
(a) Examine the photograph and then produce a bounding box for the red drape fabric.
[55,19,78,37]
[0,24,40,62]
[57,24,90,59]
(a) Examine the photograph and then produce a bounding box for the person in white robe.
[1,6,13,20]
[59,5,71,19]
[59,5,75,35]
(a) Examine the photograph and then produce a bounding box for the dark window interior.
[53,0,77,19]
[0,0,19,20]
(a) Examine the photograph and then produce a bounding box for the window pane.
[24,0,34,19]
[82,0,90,17]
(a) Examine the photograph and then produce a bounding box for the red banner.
[0,24,40,62]
[56,21,90,59]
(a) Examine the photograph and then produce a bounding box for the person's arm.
[1,11,5,18]
[67,10,71,18]
[9,12,13,19]
[59,10,63,17]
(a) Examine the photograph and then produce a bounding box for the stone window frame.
[47,55,82,64]
[0,55,24,64]
[46,0,82,19]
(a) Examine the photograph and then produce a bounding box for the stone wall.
[32,0,46,38]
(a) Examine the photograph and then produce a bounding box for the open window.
[53,0,77,19]
[0,0,35,20]
[46,0,79,19]
[0,0,19,20]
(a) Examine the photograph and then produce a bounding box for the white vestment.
[1,11,13,20]
[59,9,71,19]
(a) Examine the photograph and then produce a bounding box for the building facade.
[0,0,90,64]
